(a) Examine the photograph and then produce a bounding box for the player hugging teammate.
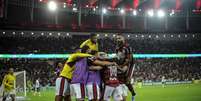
[55,33,136,101]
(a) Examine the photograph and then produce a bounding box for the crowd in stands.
[0,34,201,87]
[0,58,201,87]
[0,34,201,54]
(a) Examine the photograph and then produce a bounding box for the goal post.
[14,70,27,98]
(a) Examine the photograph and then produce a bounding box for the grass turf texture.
[26,84,201,101]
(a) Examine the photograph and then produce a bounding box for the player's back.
[101,65,119,87]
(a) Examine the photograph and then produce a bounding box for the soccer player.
[2,68,16,101]
[85,52,115,101]
[115,34,136,101]
[55,47,92,101]
[80,33,98,52]
[161,76,166,88]
[34,78,41,96]
[100,53,123,101]
[70,52,116,101]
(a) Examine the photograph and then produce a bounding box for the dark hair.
[81,45,90,53]
[90,50,98,55]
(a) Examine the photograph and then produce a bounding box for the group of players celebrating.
[55,33,136,101]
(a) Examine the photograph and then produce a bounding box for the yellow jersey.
[80,39,98,51]
[3,73,16,91]
[59,53,92,79]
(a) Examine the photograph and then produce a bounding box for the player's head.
[90,33,98,43]
[81,45,91,54]
[97,52,109,59]
[115,33,126,47]
[8,68,14,74]
[57,62,63,69]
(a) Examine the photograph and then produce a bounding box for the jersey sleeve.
[80,39,89,48]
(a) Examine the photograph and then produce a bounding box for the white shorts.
[70,83,86,99]
[3,89,16,98]
[103,85,123,101]
[86,83,100,100]
[120,84,128,97]
[55,77,70,96]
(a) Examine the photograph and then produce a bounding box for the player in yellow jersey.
[2,68,16,101]
[80,33,98,52]
[55,47,92,101]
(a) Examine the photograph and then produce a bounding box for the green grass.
[26,84,201,101]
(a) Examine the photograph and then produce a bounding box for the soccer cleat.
[132,96,135,101]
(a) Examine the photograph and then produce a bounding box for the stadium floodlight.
[48,1,57,11]
[49,33,52,35]
[93,8,96,11]
[105,34,108,37]
[157,9,165,18]
[127,35,130,38]
[113,34,116,37]
[31,32,34,35]
[58,33,60,36]
[97,34,100,37]
[66,33,69,36]
[3,32,5,34]
[63,3,66,8]
[148,35,151,38]
[147,9,154,17]
[21,32,24,35]
[120,9,125,14]
[102,8,107,14]
[133,10,137,16]
[41,33,44,35]
[192,34,195,38]
[13,32,15,35]
[73,7,77,11]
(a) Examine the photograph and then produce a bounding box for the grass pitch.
[26,84,201,101]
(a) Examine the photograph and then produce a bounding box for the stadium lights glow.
[120,9,125,14]
[127,35,130,38]
[156,35,159,38]
[157,10,165,18]
[170,10,175,16]
[105,34,108,37]
[63,3,66,8]
[58,33,60,36]
[149,35,151,38]
[49,33,52,35]
[141,35,144,38]
[3,32,5,34]
[86,5,89,8]
[133,10,137,16]
[72,7,78,11]
[178,35,181,38]
[66,33,69,36]
[48,1,57,11]
[171,35,173,37]
[41,33,44,35]
[13,32,15,35]
[163,35,166,38]
[21,32,24,35]
[185,35,187,38]
[102,8,107,14]
[31,32,34,35]
[97,34,100,37]
[96,6,98,9]
[39,0,43,2]
[135,35,138,37]
[192,34,195,38]
[93,8,96,11]
[113,34,116,37]
[147,9,154,17]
